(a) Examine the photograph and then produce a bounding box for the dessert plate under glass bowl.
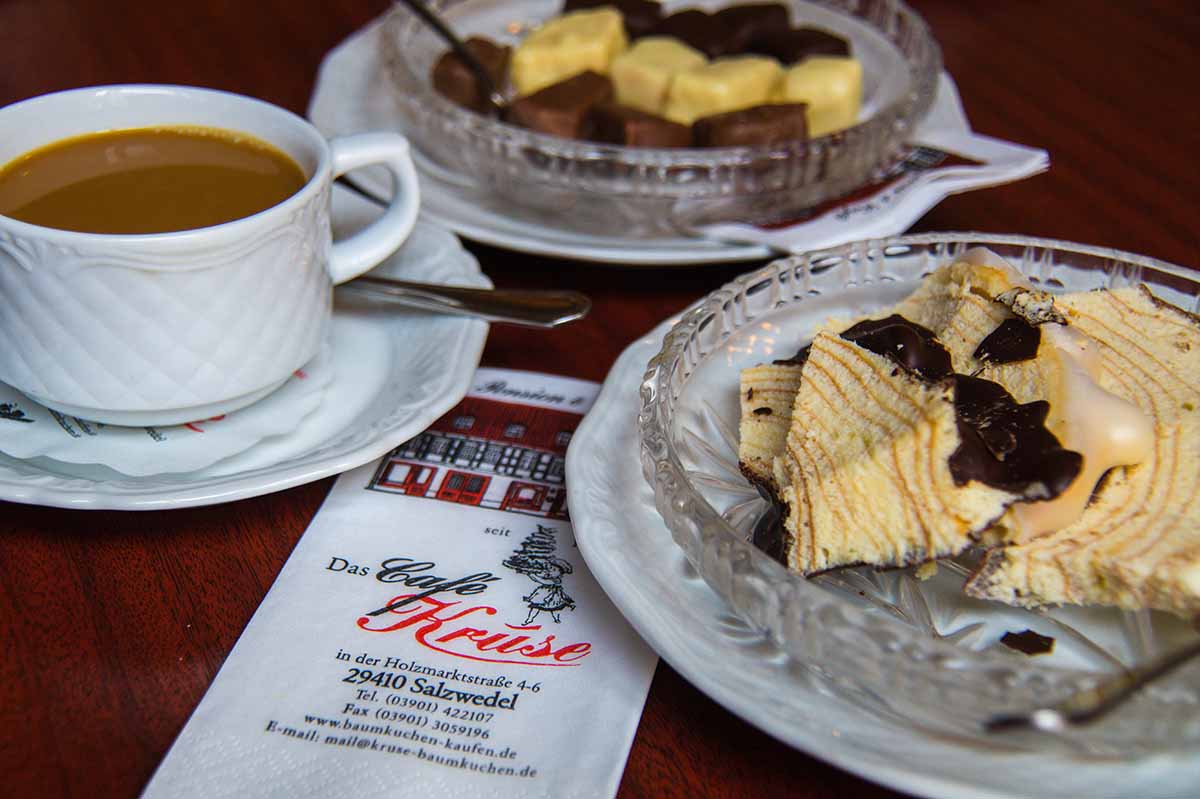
[568,234,1200,797]
[0,188,490,509]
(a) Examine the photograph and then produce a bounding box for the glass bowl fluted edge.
[380,0,942,238]
[637,232,1200,757]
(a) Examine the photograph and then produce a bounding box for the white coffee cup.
[0,84,420,426]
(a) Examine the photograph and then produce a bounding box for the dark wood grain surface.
[1,1,1197,797]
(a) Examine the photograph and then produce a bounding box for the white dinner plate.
[565,317,1200,799]
[0,188,490,510]
[307,18,772,266]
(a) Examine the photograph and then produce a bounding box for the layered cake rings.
[739,250,1200,616]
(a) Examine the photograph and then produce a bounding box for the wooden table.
[1,2,1197,796]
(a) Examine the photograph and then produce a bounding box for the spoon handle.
[985,634,1200,732]
[338,275,591,328]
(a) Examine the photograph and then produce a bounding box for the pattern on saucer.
[0,339,333,476]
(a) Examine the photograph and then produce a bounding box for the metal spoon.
[985,632,1200,733]
[394,0,506,116]
[338,275,590,328]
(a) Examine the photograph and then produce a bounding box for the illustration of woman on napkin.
[503,525,577,624]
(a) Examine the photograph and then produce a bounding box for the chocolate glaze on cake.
[974,318,1041,364]
[950,374,1082,496]
[775,314,951,379]
[749,489,787,565]
[839,315,953,380]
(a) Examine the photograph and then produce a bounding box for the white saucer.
[0,187,489,510]
[307,19,771,266]
[0,338,333,476]
[565,319,1200,799]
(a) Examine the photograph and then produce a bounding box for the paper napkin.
[143,368,657,799]
[698,72,1050,253]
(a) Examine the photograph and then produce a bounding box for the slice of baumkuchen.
[966,286,1200,616]
[738,258,1019,495]
[775,329,1078,574]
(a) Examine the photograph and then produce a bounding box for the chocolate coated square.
[692,103,809,147]
[748,27,850,64]
[505,71,615,139]
[714,3,791,51]
[432,37,511,113]
[653,10,733,58]
[589,103,692,147]
[563,0,663,38]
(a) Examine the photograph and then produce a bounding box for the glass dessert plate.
[638,233,1200,756]
[381,0,941,238]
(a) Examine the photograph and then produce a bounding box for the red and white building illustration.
[368,395,584,520]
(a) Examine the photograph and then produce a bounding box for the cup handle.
[327,132,421,285]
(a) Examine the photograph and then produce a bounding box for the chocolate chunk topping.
[999,629,1055,656]
[713,3,791,51]
[564,0,663,38]
[747,27,850,63]
[950,374,1082,497]
[589,103,692,147]
[839,315,953,380]
[693,103,808,147]
[654,9,733,58]
[432,37,511,113]
[974,318,1042,364]
[506,71,614,139]
[774,315,952,374]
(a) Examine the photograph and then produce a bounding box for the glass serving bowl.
[638,233,1200,756]
[381,0,941,238]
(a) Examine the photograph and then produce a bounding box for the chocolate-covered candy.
[431,37,511,113]
[590,103,692,147]
[654,9,733,58]
[748,26,850,63]
[693,103,808,147]
[714,3,791,51]
[563,0,663,38]
[505,71,614,138]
